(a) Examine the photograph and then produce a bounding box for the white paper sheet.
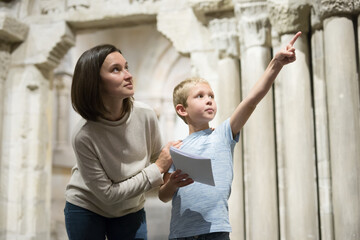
[169,146,215,186]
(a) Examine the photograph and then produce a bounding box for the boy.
[159,32,302,240]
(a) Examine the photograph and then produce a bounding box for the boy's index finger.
[289,31,302,46]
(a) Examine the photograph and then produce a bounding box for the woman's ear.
[176,104,187,117]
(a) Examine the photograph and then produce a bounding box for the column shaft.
[323,16,360,239]
[311,29,334,240]
[276,34,319,240]
[1,65,52,239]
[217,58,244,240]
[241,46,278,240]
[209,17,244,240]
[235,3,278,238]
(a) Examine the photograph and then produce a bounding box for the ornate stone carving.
[268,1,311,34]
[320,0,354,19]
[235,2,271,50]
[0,12,29,43]
[209,18,239,59]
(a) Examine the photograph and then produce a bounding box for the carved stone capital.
[268,1,311,35]
[235,2,271,50]
[12,21,75,71]
[320,0,354,19]
[209,18,239,59]
[0,12,29,43]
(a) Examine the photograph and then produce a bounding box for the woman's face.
[99,51,134,100]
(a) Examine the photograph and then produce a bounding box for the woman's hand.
[155,140,182,173]
[274,31,302,67]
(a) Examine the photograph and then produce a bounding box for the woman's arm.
[159,170,194,203]
[74,143,163,204]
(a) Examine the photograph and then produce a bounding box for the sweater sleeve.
[73,134,163,205]
[149,110,164,164]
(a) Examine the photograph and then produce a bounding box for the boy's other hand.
[169,169,194,188]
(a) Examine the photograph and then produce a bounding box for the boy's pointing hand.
[274,31,302,66]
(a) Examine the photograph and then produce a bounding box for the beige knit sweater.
[65,101,164,217]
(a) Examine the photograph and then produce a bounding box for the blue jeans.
[171,232,230,240]
[64,201,147,240]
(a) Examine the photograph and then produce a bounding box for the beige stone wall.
[0,0,359,239]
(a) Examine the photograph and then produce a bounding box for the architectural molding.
[11,21,75,71]
[0,12,29,43]
[209,18,239,59]
[157,7,213,54]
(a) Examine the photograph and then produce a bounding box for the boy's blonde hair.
[173,77,209,123]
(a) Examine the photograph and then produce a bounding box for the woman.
[64,44,179,240]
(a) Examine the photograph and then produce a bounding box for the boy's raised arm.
[230,31,302,136]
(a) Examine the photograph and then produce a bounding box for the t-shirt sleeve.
[216,118,240,146]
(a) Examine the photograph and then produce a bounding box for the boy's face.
[184,83,217,124]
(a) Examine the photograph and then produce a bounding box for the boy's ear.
[176,104,187,117]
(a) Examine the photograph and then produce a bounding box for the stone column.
[0,12,29,165]
[208,17,243,240]
[0,12,29,238]
[52,52,77,168]
[320,1,360,239]
[268,1,319,240]
[1,20,74,239]
[310,2,334,240]
[234,2,278,240]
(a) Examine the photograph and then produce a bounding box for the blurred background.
[0,0,359,239]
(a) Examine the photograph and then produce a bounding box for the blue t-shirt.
[169,118,239,239]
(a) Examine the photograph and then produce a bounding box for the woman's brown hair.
[71,44,134,121]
